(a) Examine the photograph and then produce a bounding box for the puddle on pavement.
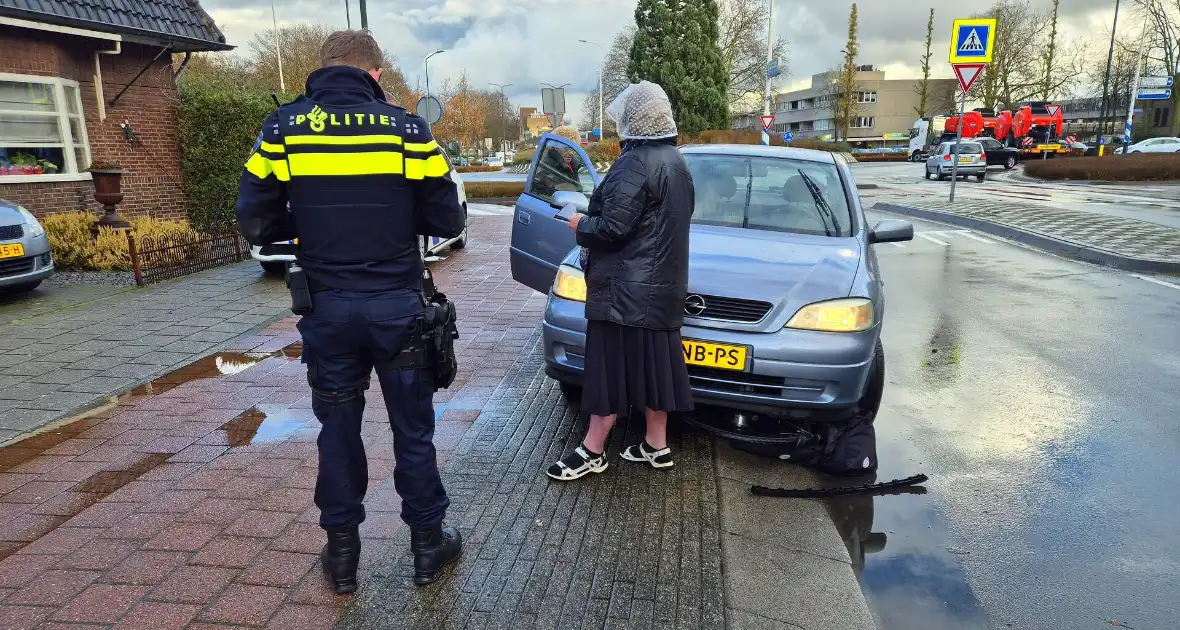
[220,405,311,447]
[0,341,304,559]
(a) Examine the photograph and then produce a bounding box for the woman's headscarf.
[606,81,677,141]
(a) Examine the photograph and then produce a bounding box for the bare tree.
[1038,0,1061,100]
[718,0,788,109]
[914,8,935,119]
[581,26,636,134]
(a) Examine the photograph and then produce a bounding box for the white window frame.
[0,72,93,184]
[849,116,875,129]
[857,91,877,104]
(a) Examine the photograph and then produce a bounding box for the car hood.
[0,202,25,228]
[565,224,862,332]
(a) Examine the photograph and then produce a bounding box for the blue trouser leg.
[375,367,449,529]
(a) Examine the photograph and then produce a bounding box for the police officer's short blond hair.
[320,30,384,70]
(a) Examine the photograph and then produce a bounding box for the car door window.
[528,140,593,202]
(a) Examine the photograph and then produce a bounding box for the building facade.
[736,67,957,148]
[0,0,230,219]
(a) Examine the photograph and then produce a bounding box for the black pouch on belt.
[424,292,459,389]
[286,263,313,315]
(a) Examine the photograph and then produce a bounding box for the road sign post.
[947,18,996,204]
[760,115,775,146]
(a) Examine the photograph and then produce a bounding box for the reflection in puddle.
[220,405,312,447]
[131,342,303,396]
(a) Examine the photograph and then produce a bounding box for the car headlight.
[16,206,45,238]
[786,298,874,333]
[553,265,587,302]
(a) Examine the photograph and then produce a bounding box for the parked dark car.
[977,137,1021,169]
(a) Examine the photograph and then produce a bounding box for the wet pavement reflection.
[220,405,314,447]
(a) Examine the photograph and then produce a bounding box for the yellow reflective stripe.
[405,153,450,180]
[245,152,290,181]
[404,139,438,153]
[287,152,404,176]
[260,141,285,153]
[285,134,403,146]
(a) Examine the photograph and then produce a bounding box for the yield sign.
[952,63,985,93]
[1045,104,1061,117]
[760,115,775,132]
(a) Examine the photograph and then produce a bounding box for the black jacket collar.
[304,66,387,106]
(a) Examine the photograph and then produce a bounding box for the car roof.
[679,144,838,165]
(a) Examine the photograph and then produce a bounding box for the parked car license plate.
[682,339,747,371]
[0,243,25,259]
[958,156,973,163]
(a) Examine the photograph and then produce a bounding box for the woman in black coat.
[547,82,695,481]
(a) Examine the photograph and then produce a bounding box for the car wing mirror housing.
[551,190,590,213]
[869,219,914,244]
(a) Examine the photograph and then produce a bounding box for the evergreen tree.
[914,9,935,119]
[832,3,860,140]
[628,0,731,136]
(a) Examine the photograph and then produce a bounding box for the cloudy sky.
[202,0,1125,123]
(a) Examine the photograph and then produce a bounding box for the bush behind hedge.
[465,182,525,199]
[43,212,195,271]
[1024,154,1180,181]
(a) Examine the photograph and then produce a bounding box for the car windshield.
[685,153,854,237]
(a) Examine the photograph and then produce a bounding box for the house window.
[849,116,875,129]
[1153,107,1171,128]
[813,119,833,131]
[857,91,877,103]
[0,74,91,180]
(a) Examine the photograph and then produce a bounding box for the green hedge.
[177,86,299,231]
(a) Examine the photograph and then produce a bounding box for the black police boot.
[410,524,462,586]
[321,526,360,594]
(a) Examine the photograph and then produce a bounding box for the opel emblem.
[684,295,707,316]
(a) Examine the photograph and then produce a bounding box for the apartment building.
[737,67,957,148]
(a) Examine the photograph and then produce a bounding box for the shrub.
[465,182,525,199]
[585,140,621,163]
[1024,154,1180,181]
[512,149,536,165]
[455,165,501,173]
[852,153,909,162]
[43,212,195,271]
[177,85,300,232]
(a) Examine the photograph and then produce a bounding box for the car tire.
[976,173,986,182]
[853,340,885,418]
[260,261,287,275]
[937,167,947,181]
[4,280,42,294]
[1004,156,1017,169]
[924,169,932,180]
[910,150,921,162]
[559,381,582,406]
[450,205,469,250]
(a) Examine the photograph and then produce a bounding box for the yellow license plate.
[958,156,974,162]
[0,243,24,259]
[682,339,748,371]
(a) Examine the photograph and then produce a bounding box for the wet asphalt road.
[854,203,1180,630]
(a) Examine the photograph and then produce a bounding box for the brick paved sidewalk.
[874,198,1180,272]
[0,217,728,629]
[0,264,291,441]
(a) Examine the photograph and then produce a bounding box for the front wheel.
[910,150,922,162]
[976,173,986,182]
[924,168,932,180]
[260,261,287,275]
[852,340,885,418]
[1004,156,1017,169]
[937,167,947,181]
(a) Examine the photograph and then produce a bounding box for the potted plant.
[87,158,130,234]
[38,159,58,175]
[11,152,38,175]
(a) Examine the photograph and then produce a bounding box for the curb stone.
[873,201,1180,274]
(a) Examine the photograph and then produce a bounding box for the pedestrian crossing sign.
[949,18,996,64]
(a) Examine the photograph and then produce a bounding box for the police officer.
[235,30,464,591]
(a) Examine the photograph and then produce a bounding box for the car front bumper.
[0,234,54,288]
[541,293,878,415]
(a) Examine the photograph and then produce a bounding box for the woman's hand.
[568,212,584,231]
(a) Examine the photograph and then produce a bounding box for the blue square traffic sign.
[949,18,997,64]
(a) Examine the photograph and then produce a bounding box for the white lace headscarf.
[607,81,678,140]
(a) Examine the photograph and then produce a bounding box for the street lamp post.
[578,39,604,140]
[425,50,445,97]
[1098,0,1121,152]
[490,83,513,152]
[358,0,368,29]
[763,0,775,145]
[271,0,285,92]
[344,0,350,28]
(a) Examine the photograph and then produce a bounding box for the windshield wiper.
[796,169,839,236]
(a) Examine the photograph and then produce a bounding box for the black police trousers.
[296,288,449,530]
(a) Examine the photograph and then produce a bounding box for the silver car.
[0,200,53,293]
[508,137,913,439]
[925,140,986,181]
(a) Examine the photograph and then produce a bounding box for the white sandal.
[546,444,609,481]
[621,441,674,468]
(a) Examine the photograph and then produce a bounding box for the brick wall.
[0,25,187,221]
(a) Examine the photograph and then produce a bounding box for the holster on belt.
[286,263,313,315]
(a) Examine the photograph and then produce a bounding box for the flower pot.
[89,169,131,236]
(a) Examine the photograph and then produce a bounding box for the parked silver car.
[0,200,53,293]
[508,136,913,439]
[925,140,986,181]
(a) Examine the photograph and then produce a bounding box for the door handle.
[518,212,530,225]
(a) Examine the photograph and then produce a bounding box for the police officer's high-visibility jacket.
[235,65,465,292]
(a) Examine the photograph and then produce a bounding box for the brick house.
[0,0,231,220]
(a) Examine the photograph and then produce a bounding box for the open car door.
[509,133,601,293]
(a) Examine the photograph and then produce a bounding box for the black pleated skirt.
[581,320,695,417]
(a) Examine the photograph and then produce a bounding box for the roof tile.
[0,0,229,50]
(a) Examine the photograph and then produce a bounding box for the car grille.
[685,294,773,323]
[688,366,825,400]
[0,224,23,240]
[0,256,34,278]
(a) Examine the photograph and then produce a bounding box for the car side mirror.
[551,190,590,213]
[869,219,914,244]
